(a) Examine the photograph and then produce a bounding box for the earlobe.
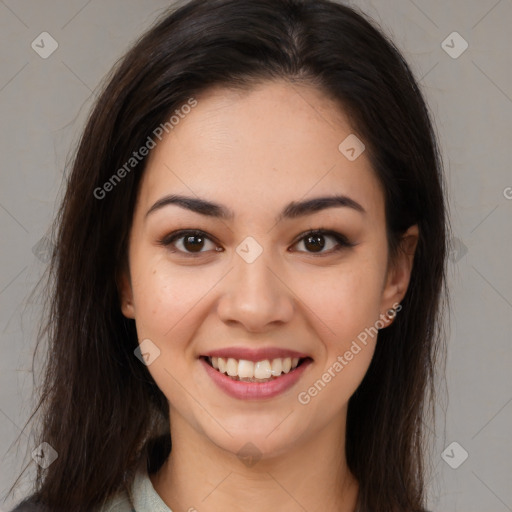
[116,269,135,319]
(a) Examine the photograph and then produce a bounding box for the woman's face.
[119,80,417,459]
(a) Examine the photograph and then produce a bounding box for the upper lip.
[202,347,311,362]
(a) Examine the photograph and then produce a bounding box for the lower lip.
[200,357,313,400]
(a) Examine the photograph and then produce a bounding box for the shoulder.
[9,499,50,512]
[9,488,134,512]
[96,488,135,512]
[9,498,49,512]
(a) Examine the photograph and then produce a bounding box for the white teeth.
[209,356,302,380]
[270,358,282,376]
[226,357,238,377]
[254,360,272,379]
[237,359,254,379]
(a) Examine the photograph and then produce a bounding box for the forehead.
[138,80,384,223]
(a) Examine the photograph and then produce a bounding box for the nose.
[216,247,295,332]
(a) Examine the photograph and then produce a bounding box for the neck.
[150,409,359,512]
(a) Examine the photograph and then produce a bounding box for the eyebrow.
[145,193,366,222]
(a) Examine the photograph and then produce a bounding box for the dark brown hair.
[8,0,450,510]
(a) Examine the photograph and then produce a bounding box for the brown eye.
[302,233,327,253]
[159,230,221,255]
[292,229,355,255]
[182,233,207,252]
[158,228,354,258]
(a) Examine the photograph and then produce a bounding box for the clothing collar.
[129,462,173,512]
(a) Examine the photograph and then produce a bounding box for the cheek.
[292,256,384,402]
[132,264,206,339]
[298,257,385,341]
[131,243,385,350]
[129,258,211,407]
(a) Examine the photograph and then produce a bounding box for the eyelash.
[157,228,356,257]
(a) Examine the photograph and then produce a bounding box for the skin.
[119,79,418,512]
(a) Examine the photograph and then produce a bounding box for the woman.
[9,0,450,510]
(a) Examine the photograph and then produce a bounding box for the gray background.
[1,0,511,510]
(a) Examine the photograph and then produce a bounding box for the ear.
[379,224,419,324]
[116,266,135,319]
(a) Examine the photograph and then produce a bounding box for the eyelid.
[158,228,355,256]
[157,229,221,255]
[291,228,355,250]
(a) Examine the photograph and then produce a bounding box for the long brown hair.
[8,1,450,510]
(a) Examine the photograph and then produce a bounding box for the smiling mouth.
[201,355,312,383]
